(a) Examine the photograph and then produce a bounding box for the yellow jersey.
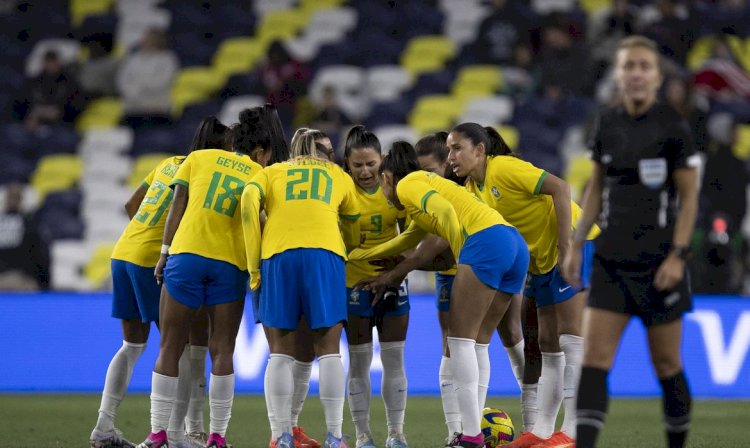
[346,184,406,287]
[112,156,184,267]
[465,155,599,275]
[241,157,361,289]
[169,149,262,271]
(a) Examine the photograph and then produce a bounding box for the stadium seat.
[367,65,413,103]
[531,0,577,14]
[400,35,455,76]
[218,95,265,126]
[300,0,344,13]
[116,7,172,51]
[687,36,716,71]
[309,7,357,35]
[83,152,132,182]
[373,125,419,152]
[79,127,134,156]
[85,208,129,242]
[578,0,611,16]
[442,3,489,46]
[726,34,750,72]
[455,65,503,92]
[31,154,84,199]
[495,125,519,151]
[564,153,593,201]
[51,240,95,290]
[459,96,514,126]
[171,67,226,116]
[410,95,465,121]
[84,242,117,289]
[128,153,174,188]
[309,65,368,120]
[75,97,123,133]
[733,124,750,160]
[70,0,114,27]
[256,9,311,46]
[253,0,296,17]
[25,39,81,77]
[212,37,264,79]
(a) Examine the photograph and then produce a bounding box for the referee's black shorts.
[588,254,692,327]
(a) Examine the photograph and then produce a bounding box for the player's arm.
[418,189,463,261]
[349,221,427,261]
[124,183,148,219]
[154,184,188,284]
[563,162,603,288]
[338,173,362,254]
[241,181,264,290]
[340,215,361,254]
[538,173,573,262]
[378,234,453,283]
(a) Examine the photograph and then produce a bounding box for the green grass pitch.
[0,394,745,447]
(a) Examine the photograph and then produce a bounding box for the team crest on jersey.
[349,289,360,305]
[638,158,667,189]
[491,186,501,198]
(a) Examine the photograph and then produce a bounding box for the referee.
[562,36,699,448]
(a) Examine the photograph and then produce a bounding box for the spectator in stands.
[538,18,590,96]
[312,85,351,151]
[500,43,541,98]
[664,76,708,152]
[588,0,638,78]
[116,28,179,128]
[13,50,83,131]
[259,40,309,126]
[78,32,119,98]
[470,0,534,66]
[640,0,694,65]
[693,37,750,103]
[0,183,49,291]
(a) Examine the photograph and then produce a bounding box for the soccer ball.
[481,407,515,447]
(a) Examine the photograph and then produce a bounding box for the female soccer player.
[90,117,227,448]
[342,126,409,448]
[562,36,699,448]
[449,123,597,448]
[351,142,529,448]
[137,110,269,448]
[242,130,360,448]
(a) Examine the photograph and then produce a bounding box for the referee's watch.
[671,245,691,261]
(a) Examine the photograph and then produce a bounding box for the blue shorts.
[458,225,529,294]
[525,240,594,307]
[435,272,454,312]
[163,253,248,310]
[111,259,161,322]
[347,281,409,317]
[260,248,347,330]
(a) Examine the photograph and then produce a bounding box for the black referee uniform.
[588,101,698,325]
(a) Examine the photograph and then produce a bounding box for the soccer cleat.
[171,437,204,448]
[446,432,484,448]
[274,432,295,448]
[294,426,321,448]
[504,432,546,448]
[354,433,375,448]
[384,433,408,448]
[206,433,233,448]
[530,431,575,448]
[90,428,137,448]
[186,432,207,446]
[136,431,168,448]
[323,432,349,448]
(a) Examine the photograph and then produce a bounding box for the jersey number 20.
[285,168,332,204]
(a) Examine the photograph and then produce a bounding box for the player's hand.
[654,254,684,291]
[354,271,402,304]
[557,242,570,274]
[561,246,582,289]
[154,254,168,285]
[369,255,405,272]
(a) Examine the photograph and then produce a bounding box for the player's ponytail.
[188,116,228,153]
[380,140,419,182]
[232,108,271,157]
[484,126,515,157]
[344,125,381,159]
[290,128,329,160]
[260,104,290,163]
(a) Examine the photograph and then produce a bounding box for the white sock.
[439,356,462,437]
[533,352,565,438]
[186,345,208,434]
[94,341,146,433]
[521,383,539,433]
[380,341,407,436]
[559,334,583,438]
[347,343,373,437]
[168,347,191,442]
[209,373,235,437]
[291,360,313,427]
[447,337,481,437]
[264,360,281,437]
[504,339,525,389]
[319,353,345,438]
[150,372,179,434]
[267,354,294,438]
[475,343,490,413]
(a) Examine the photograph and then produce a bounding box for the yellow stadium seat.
[300,0,343,12]
[171,67,226,116]
[732,125,750,160]
[75,97,123,133]
[452,85,495,103]
[726,35,750,72]
[409,111,455,135]
[257,9,310,45]
[401,54,447,76]
[84,242,117,288]
[687,36,716,71]
[405,36,455,59]
[128,153,175,188]
[455,65,503,91]
[565,154,594,202]
[495,125,519,151]
[70,0,113,27]
[411,95,465,120]
[213,38,264,78]
[579,0,611,16]
[401,36,455,76]
[31,154,83,198]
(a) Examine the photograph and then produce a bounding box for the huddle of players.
[91,35,698,448]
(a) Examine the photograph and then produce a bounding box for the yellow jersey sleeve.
[168,149,262,271]
[111,156,183,267]
[241,170,268,290]
[348,221,427,261]
[492,156,546,196]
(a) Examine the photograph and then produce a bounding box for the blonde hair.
[290,128,329,160]
[616,35,663,72]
